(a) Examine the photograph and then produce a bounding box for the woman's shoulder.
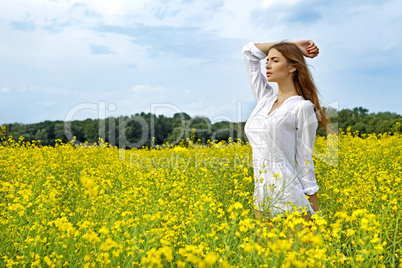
[297,97,315,110]
[295,98,318,125]
[285,95,311,109]
[292,98,316,120]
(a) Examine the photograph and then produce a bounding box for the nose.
[265,61,271,69]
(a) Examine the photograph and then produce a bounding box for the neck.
[277,78,298,102]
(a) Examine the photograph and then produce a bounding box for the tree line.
[297,106,401,137]
[1,107,401,148]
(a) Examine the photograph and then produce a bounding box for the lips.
[266,72,272,76]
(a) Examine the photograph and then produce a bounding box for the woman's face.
[265,48,294,83]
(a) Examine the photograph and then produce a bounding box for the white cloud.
[131,85,167,93]
[79,0,149,18]
[262,0,301,8]
[0,87,11,93]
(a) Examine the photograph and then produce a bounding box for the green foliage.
[1,107,401,148]
[321,106,402,137]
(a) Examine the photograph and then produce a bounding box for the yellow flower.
[204,252,219,265]
[99,226,109,235]
[177,260,186,268]
[161,246,173,261]
[241,243,254,253]
[100,238,117,251]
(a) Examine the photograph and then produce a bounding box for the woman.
[243,40,332,221]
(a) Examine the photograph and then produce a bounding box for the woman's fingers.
[309,48,319,54]
[306,41,319,58]
[295,40,319,58]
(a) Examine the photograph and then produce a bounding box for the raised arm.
[255,40,319,58]
[242,42,273,103]
[254,42,279,55]
[243,40,320,103]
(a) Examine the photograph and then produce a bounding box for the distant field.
[1,125,401,267]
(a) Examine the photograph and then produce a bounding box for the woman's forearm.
[255,40,319,58]
[254,42,280,56]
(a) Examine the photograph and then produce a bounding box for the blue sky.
[1,0,401,124]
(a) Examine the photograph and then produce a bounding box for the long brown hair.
[269,42,336,134]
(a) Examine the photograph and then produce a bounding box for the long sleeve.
[242,42,273,103]
[295,100,319,195]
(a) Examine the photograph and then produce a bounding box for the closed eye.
[266,57,279,63]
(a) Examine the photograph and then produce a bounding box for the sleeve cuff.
[303,185,319,195]
[243,42,267,60]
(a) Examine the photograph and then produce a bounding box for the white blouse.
[243,42,319,216]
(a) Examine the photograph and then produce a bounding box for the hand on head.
[293,40,319,58]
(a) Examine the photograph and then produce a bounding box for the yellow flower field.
[0,124,401,267]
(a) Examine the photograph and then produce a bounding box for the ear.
[289,66,296,73]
